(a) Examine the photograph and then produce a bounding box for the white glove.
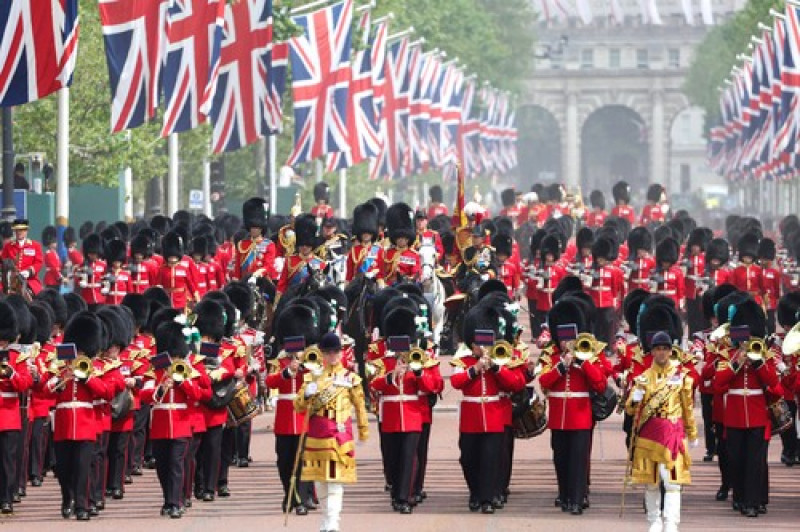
[79,281,87,288]
[365,270,377,279]
[100,287,109,295]
[304,382,318,398]
[480,274,489,281]
[20,270,30,279]
[777,361,788,373]
[690,439,700,449]
[631,388,645,402]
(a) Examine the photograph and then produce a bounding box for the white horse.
[325,251,348,290]
[418,244,447,346]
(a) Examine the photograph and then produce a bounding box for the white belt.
[0,392,19,399]
[548,391,590,398]
[276,393,297,401]
[152,403,188,410]
[461,395,500,403]
[92,399,108,406]
[727,389,763,396]
[56,401,93,409]
[590,286,611,292]
[381,394,420,402]
[109,291,127,297]
[658,290,677,295]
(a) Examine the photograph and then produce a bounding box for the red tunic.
[611,205,636,225]
[714,356,781,434]
[731,263,763,305]
[761,265,781,310]
[371,356,440,433]
[43,248,62,287]
[497,260,521,298]
[345,242,384,282]
[0,238,44,294]
[233,237,278,280]
[414,230,444,260]
[652,265,685,310]
[77,260,107,305]
[639,203,666,226]
[104,267,133,305]
[450,356,525,433]
[586,264,625,309]
[427,204,449,219]
[311,203,334,220]
[128,261,156,294]
[533,263,566,312]
[0,349,33,431]
[157,261,199,310]
[141,369,202,440]
[585,209,607,228]
[684,253,706,300]
[46,370,108,441]
[381,248,421,285]
[539,346,607,430]
[626,255,656,292]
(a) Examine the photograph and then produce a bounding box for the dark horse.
[342,274,378,393]
[440,271,483,354]
[1,258,33,302]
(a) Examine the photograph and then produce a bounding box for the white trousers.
[315,481,344,532]
[645,464,682,532]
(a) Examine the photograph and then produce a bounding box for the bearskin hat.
[64,292,88,320]
[637,301,681,351]
[552,276,584,304]
[714,290,749,325]
[294,214,319,249]
[686,227,710,252]
[188,235,208,258]
[494,216,514,237]
[105,238,127,265]
[548,183,563,203]
[501,188,515,208]
[314,285,347,317]
[371,288,402,336]
[224,281,254,321]
[492,233,513,258]
[63,226,77,246]
[547,297,588,335]
[737,232,760,260]
[652,224,672,245]
[121,294,150,330]
[386,202,415,244]
[706,238,730,265]
[314,182,330,203]
[477,279,508,302]
[655,237,679,265]
[777,292,800,329]
[395,282,424,298]
[383,307,419,341]
[5,295,32,344]
[429,185,444,203]
[242,197,268,231]
[758,237,776,261]
[96,306,130,349]
[35,288,68,327]
[462,304,501,348]
[576,227,594,250]
[64,311,104,357]
[79,221,94,240]
[0,300,18,342]
[29,303,54,345]
[162,231,184,259]
[275,303,320,348]
[441,231,455,256]
[623,289,650,331]
[612,180,630,204]
[130,233,152,258]
[352,202,379,240]
[627,226,653,255]
[113,221,130,242]
[82,233,103,257]
[368,197,388,227]
[667,219,686,244]
[307,294,337,334]
[41,225,57,247]
[590,190,605,210]
[646,184,664,203]
[729,298,767,339]
[154,321,189,358]
[381,297,419,326]
[591,236,616,261]
[193,299,227,342]
[538,234,561,263]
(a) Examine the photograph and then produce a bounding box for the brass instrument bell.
[745,337,766,361]
[168,359,191,383]
[574,332,597,361]
[404,347,428,372]
[490,340,514,366]
[73,355,94,380]
[301,346,323,373]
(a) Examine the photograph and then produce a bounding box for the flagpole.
[167,133,179,215]
[202,157,212,217]
[372,13,394,25]
[1,108,14,220]
[387,27,414,42]
[339,168,346,217]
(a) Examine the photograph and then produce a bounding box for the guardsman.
[611,181,636,225]
[624,226,656,292]
[706,237,733,289]
[233,198,277,281]
[585,190,607,228]
[585,237,624,347]
[569,227,594,277]
[536,299,607,515]
[639,184,668,226]
[0,219,44,295]
[684,228,711,335]
[64,226,83,280]
[311,182,335,222]
[77,234,107,306]
[493,234,520,300]
[128,233,157,295]
[626,330,698,532]
[157,232,199,311]
[498,188,521,226]
[189,237,210,299]
[103,239,133,305]
[731,232,763,306]
[202,236,226,292]
[42,225,63,289]
[414,210,444,261]
[277,214,326,295]
[450,305,525,514]
[652,237,685,311]
[346,203,384,283]
[382,203,421,286]
[427,185,449,219]
[532,234,567,327]
[758,238,781,335]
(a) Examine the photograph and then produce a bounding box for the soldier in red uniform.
[128,233,157,295]
[639,184,668,226]
[731,232,763,306]
[189,236,210,299]
[346,202,384,283]
[277,214,326,295]
[652,237,685,311]
[758,238,781,335]
[77,234,107,306]
[684,228,711,334]
[610,181,636,225]
[706,237,733,290]
[427,185,449,219]
[382,203,421,286]
[157,232,199,311]
[585,190,607,228]
[532,234,567,326]
[64,226,84,274]
[0,219,44,294]
[311,181,335,222]
[586,237,624,347]
[536,299,607,515]
[414,210,444,261]
[233,197,277,281]
[624,226,655,292]
[103,239,133,305]
[450,305,525,513]
[42,225,63,289]
[498,188,521,226]
[493,234,520,300]
[569,227,594,278]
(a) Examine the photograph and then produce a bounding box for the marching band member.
[537,298,607,515]
[731,233,763,306]
[277,214,326,295]
[26,303,55,489]
[758,238,781,335]
[684,228,711,335]
[157,232,199,311]
[233,198,277,281]
[294,331,369,532]
[345,203,384,283]
[427,185,449,219]
[626,331,698,532]
[611,181,636,225]
[77,234,107,306]
[585,190,607,228]
[311,182,335,221]
[776,293,800,466]
[42,226,63,290]
[0,219,43,295]
[523,230,545,337]
[639,185,668,226]
[586,236,624,347]
[382,203,421,286]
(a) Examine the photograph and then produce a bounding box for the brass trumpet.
[745,337,766,361]
[73,355,94,380]
[574,333,598,361]
[0,360,13,379]
[403,347,429,372]
[301,346,323,373]
[670,346,687,365]
[490,340,514,367]
[168,359,191,383]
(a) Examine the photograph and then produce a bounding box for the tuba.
[490,340,514,367]
[783,322,800,356]
[745,337,767,361]
[403,347,429,372]
[574,332,599,361]
[301,346,323,373]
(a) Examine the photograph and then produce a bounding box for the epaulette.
[449,357,467,369]
[423,359,441,369]
[235,345,246,358]
[371,359,386,374]
[144,369,156,379]
[15,351,31,363]
[104,360,123,371]
[631,345,645,365]
[507,358,527,369]
[131,360,144,372]
[220,346,235,359]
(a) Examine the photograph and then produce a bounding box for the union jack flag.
[326,10,380,172]
[406,48,439,175]
[99,0,168,133]
[370,20,388,120]
[370,37,410,180]
[286,0,353,166]
[264,40,288,133]
[161,0,226,136]
[0,0,79,107]
[208,0,272,154]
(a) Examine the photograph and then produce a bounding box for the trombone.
[53,355,94,391]
[155,359,191,404]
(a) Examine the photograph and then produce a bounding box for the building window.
[636,48,649,69]
[581,49,594,69]
[668,48,680,68]
[609,48,621,69]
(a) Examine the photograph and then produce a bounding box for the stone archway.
[516,104,562,188]
[580,105,649,198]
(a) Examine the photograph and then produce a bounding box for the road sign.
[189,189,204,210]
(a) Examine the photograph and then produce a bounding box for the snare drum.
[513,394,548,439]
[227,385,259,426]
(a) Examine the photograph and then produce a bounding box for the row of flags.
[0,0,517,177]
[536,0,715,27]
[707,4,800,182]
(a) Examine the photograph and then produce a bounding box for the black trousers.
[152,438,189,509]
[54,440,93,511]
[459,432,503,505]
[383,431,420,504]
[184,432,202,501]
[701,394,716,456]
[498,426,514,496]
[275,434,312,509]
[623,412,633,450]
[413,422,432,497]
[16,409,29,494]
[766,309,776,336]
[593,307,616,347]
[378,422,390,485]
[90,431,110,505]
[128,406,149,472]
[218,426,235,488]
[714,422,730,489]
[686,297,709,336]
[196,425,223,494]
[29,417,50,481]
[551,429,591,506]
[726,427,768,509]
[526,301,542,339]
[107,431,130,492]
[235,419,252,461]
[780,400,798,460]
[0,430,19,504]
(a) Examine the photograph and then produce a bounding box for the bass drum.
[206,379,237,409]
[513,391,548,439]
